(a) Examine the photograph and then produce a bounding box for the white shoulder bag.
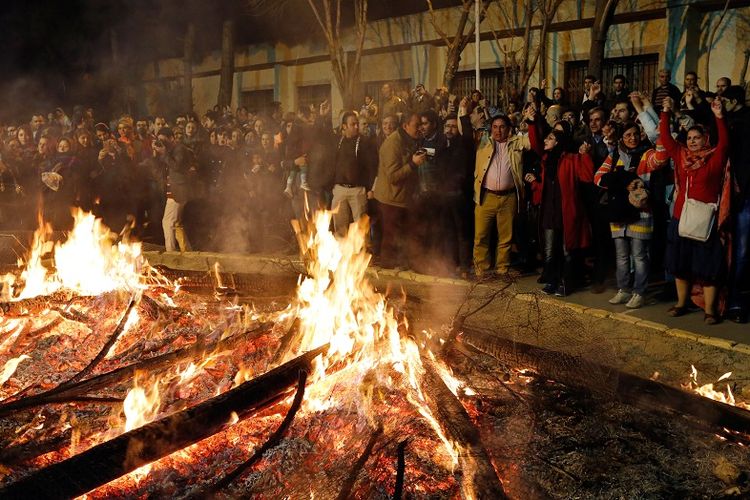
[678,177,719,243]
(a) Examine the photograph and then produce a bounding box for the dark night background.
[0,0,459,121]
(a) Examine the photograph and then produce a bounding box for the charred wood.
[203,370,308,496]
[0,322,273,417]
[335,425,383,500]
[421,358,508,499]
[460,328,750,437]
[0,345,327,500]
[393,439,407,500]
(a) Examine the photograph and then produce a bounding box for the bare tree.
[217,19,235,109]
[425,0,491,91]
[183,23,196,113]
[703,0,731,85]
[246,0,368,109]
[487,0,564,108]
[587,0,619,81]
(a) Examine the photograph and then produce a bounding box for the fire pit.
[0,210,749,499]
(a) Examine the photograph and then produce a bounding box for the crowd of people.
[0,69,748,325]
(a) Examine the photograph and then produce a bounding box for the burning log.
[460,328,750,437]
[421,358,508,500]
[0,322,273,417]
[204,370,308,495]
[0,344,327,499]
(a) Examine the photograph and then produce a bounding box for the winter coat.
[373,127,420,208]
[528,122,594,251]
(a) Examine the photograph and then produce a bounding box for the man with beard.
[328,110,378,236]
[440,113,473,277]
[374,112,426,269]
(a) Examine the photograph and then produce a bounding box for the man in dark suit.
[153,127,195,251]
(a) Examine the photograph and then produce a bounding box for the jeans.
[614,237,649,295]
[543,228,571,285]
[729,196,750,311]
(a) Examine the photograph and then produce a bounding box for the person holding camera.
[153,127,195,252]
[373,112,426,270]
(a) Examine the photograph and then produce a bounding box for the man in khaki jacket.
[462,103,533,277]
[373,112,426,269]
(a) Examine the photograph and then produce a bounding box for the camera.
[423,147,436,157]
[415,148,427,155]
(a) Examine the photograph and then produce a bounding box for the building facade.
[140,0,750,117]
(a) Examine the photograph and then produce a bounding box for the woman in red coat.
[524,111,594,296]
[660,97,729,324]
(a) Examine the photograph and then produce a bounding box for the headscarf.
[680,126,716,171]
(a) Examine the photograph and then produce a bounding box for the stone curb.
[143,250,750,356]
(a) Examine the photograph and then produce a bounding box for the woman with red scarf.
[660,97,729,324]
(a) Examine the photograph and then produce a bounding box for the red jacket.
[659,112,729,219]
[528,122,594,251]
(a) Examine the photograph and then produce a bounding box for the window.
[297,84,331,112]
[240,89,275,114]
[452,68,521,107]
[564,54,660,105]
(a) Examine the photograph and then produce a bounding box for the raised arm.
[658,97,681,159]
[594,154,614,188]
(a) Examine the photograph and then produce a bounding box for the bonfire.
[1,209,750,499]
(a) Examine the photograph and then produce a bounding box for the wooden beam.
[0,345,326,500]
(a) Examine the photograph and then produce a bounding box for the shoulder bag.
[678,177,718,242]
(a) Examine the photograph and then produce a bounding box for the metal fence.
[564,54,660,105]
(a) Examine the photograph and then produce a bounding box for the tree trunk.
[587,0,618,81]
[443,45,461,91]
[217,19,235,109]
[183,23,195,113]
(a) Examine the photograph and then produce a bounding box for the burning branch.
[0,345,327,499]
[205,370,308,494]
[335,425,383,500]
[0,322,274,417]
[62,292,140,385]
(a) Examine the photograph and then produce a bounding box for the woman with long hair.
[660,97,729,324]
[524,106,595,296]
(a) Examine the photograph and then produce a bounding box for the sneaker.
[554,283,567,297]
[609,289,631,305]
[542,283,556,295]
[625,293,644,309]
[300,180,311,191]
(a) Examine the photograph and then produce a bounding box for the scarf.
[681,145,717,171]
